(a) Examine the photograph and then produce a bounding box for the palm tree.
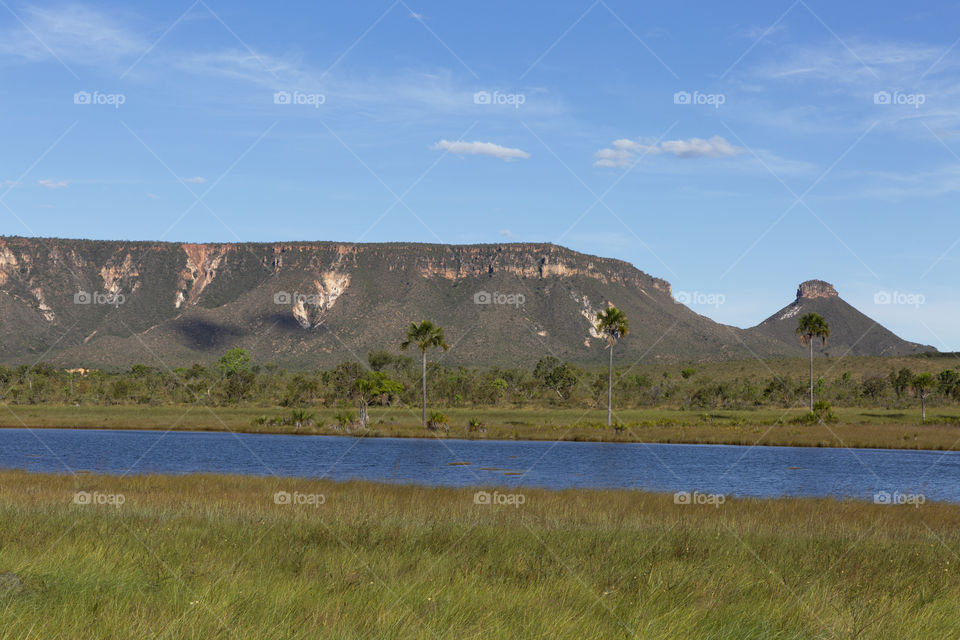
[400,320,449,427]
[912,373,935,423]
[595,307,629,427]
[796,313,830,411]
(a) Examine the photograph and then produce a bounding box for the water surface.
[1,428,956,502]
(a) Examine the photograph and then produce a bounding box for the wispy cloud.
[0,5,146,66]
[839,165,960,199]
[433,140,530,160]
[37,178,68,189]
[753,40,948,83]
[594,135,743,167]
[182,176,206,184]
[0,5,567,125]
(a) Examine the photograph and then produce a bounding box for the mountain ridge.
[0,236,933,368]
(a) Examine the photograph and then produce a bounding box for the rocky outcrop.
[797,280,838,300]
[176,244,232,308]
[100,253,140,296]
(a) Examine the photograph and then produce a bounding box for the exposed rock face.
[797,280,838,300]
[100,253,140,296]
[0,243,18,285]
[288,272,351,328]
[176,244,233,308]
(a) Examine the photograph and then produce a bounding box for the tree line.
[0,310,954,425]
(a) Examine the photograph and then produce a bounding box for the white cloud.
[594,136,743,167]
[146,192,159,199]
[37,179,68,189]
[433,140,530,161]
[499,229,514,237]
[593,147,635,168]
[182,177,206,184]
[661,136,743,158]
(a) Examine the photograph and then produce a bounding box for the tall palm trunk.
[607,344,613,427]
[359,400,369,428]
[921,394,926,423]
[421,350,427,427]
[808,338,814,411]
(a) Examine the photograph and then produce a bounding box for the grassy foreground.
[0,471,959,638]
[4,404,960,450]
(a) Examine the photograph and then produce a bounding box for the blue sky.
[1,1,959,348]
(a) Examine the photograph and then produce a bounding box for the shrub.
[333,410,356,428]
[427,411,449,431]
[288,410,315,429]
[792,400,838,425]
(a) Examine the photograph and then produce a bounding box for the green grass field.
[0,471,958,638]
[3,404,960,450]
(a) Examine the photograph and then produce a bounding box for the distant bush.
[427,411,449,432]
[792,400,838,425]
[290,410,314,427]
[333,410,356,428]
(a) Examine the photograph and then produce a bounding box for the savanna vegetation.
[5,349,960,413]
[1,470,959,639]
[1,312,960,447]
[3,350,959,419]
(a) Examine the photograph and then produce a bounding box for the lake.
[0,428,957,503]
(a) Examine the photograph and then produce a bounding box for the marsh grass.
[5,405,960,450]
[0,471,959,638]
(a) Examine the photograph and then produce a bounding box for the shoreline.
[2,419,959,452]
